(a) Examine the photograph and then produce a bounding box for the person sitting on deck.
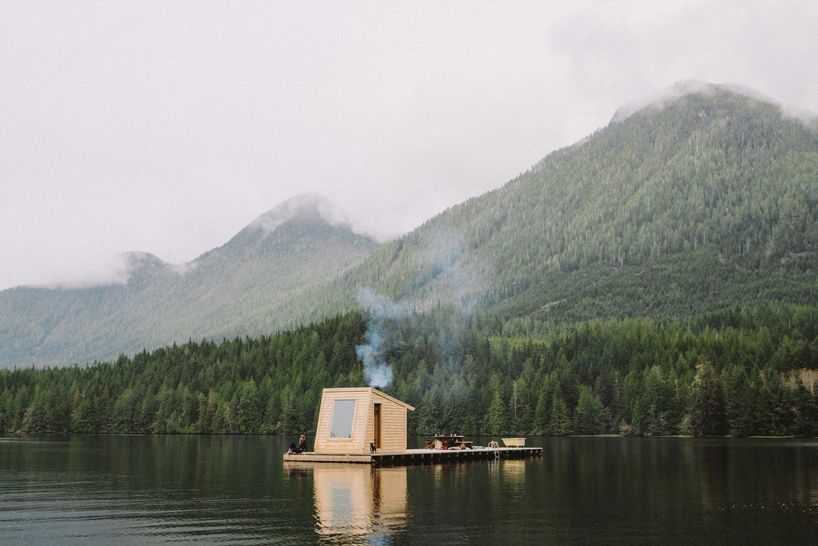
[288,434,308,454]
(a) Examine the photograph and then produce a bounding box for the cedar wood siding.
[314,388,413,455]
[368,390,408,451]
[314,388,371,454]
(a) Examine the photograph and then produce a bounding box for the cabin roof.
[322,387,415,411]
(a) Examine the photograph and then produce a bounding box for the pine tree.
[486,390,509,434]
[791,381,818,437]
[534,390,550,433]
[575,385,604,434]
[723,366,754,436]
[689,361,728,436]
[547,389,572,436]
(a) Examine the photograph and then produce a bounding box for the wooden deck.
[283,446,542,466]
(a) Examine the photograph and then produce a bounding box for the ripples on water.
[1,435,817,544]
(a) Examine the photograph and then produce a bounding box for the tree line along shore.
[1,306,817,438]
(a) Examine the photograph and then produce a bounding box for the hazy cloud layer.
[2,1,818,289]
[611,80,818,126]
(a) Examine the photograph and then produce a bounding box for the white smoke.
[355,288,412,388]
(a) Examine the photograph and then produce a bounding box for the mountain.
[3,82,817,367]
[0,194,379,367]
[303,82,818,328]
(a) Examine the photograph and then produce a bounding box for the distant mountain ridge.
[2,82,817,367]
[0,195,379,367]
[294,82,818,329]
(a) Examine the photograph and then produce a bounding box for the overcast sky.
[2,1,817,290]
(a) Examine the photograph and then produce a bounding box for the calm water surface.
[1,435,816,544]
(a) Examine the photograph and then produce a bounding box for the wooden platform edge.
[372,447,542,467]
[283,447,543,466]
[283,453,373,463]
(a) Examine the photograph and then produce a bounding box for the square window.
[330,399,356,438]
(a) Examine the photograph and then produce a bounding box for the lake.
[1,435,816,544]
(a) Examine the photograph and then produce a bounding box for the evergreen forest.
[2,86,817,440]
[2,305,816,438]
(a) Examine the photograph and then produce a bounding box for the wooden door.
[374,403,382,449]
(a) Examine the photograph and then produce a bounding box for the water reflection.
[499,459,526,490]
[486,458,526,489]
[2,435,817,545]
[285,463,408,544]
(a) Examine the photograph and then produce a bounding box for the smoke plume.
[355,288,412,388]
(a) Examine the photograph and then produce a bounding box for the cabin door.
[374,403,382,449]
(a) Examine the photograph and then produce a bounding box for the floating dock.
[297,388,542,467]
[283,446,543,466]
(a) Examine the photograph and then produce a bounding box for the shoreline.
[2,431,814,441]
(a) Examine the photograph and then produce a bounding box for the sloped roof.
[322,387,415,411]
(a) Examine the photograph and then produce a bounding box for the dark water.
[1,435,817,545]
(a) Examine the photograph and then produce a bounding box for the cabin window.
[330,399,356,438]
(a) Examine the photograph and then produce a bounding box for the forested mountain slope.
[0,195,379,367]
[314,84,818,329]
[2,83,816,367]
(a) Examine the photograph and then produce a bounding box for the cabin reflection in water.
[288,463,408,542]
[498,458,526,488]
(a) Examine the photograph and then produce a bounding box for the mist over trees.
[317,90,818,326]
[2,88,817,369]
[1,88,817,440]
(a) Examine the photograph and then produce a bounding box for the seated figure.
[288,434,308,454]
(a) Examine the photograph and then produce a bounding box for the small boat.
[501,437,526,448]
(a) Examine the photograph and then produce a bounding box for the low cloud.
[611,80,818,130]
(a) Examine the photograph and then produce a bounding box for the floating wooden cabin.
[284,386,543,465]
[313,387,415,455]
